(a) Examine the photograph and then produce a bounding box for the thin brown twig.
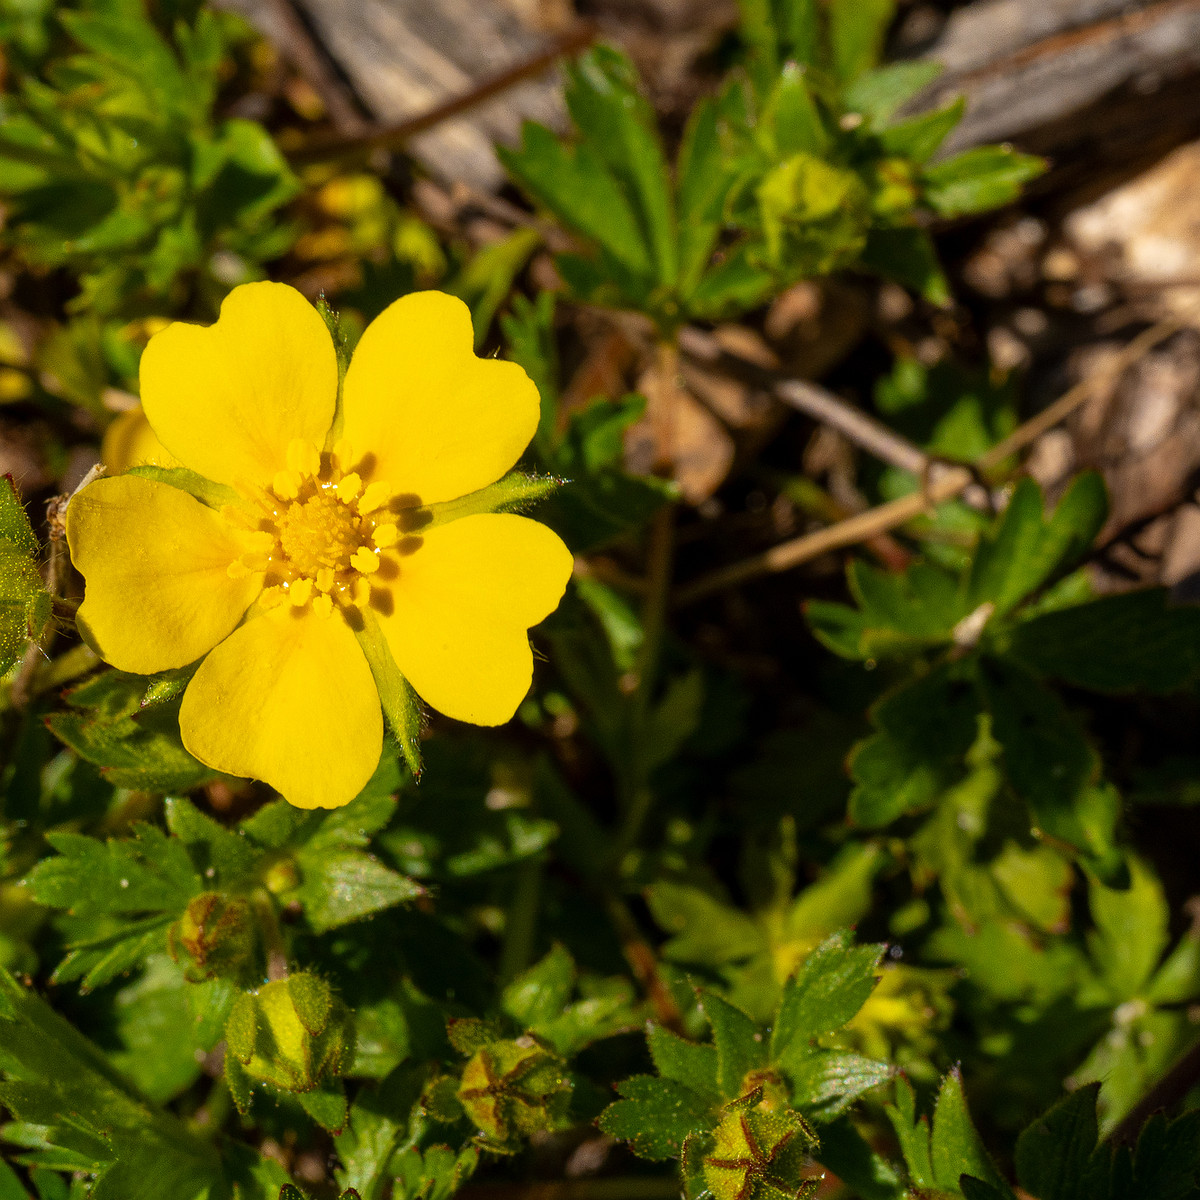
[678,324,995,508]
[673,310,1194,607]
[286,22,598,166]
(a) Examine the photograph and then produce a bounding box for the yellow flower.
[66,283,573,809]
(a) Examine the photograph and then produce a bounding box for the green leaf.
[28,826,198,918]
[843,62,943,125]
[849,663,981,828]
[859,225,950,305]
[447,228,541,346]
[1014,1084,1101,1200]
[0,966,285,1197]
[353,609,423,779]
[878,100,965,163]
[788,1052,892,1120]
[815,1117,906,1200]
[771,932,884,1064]
[1007,589,1200,693]
[645,881,766,965]
[564,47,677,286]
[0,475,50,676]
[968,474,1108,616]
[165,795,262,884]
[1087,857,1169,999]
[294,848,423,935]
[924,146,1047,217]
[298,1082,349,1134]
[647,1025,722,1103]
[828,0,894,81]
[930,1069,1013,1196]
[597,1075,713,1160]
[47,673,217,792]
[675,97,731,291]
[502,943,576,1027]
[768,64,828,157]
[886,1077,934,1188]
[698,990,765,1099]
[499,123,652,278]
[976,655,1115,865]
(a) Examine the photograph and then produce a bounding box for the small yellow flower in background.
[100,406,179,472]
[66,282,573,809]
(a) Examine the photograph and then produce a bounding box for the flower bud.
[224,973,354,1108]
[169,892,256,983]
[455,1034,571,1152]
[702,1095,820,1200]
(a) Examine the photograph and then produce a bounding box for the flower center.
[225,439,399,617]
[278,493,361,576]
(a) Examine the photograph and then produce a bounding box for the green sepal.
[316,295,352,446]
[225,992,257,1064]
[420,472,564,531]
[225,1051,255,1115]
[125,465,237,509]
[289,972,333,1036]
[423,1073,467,1123]
[353,609,423,780]
[297,1081,349,1134]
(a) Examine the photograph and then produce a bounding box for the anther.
[289,578,314,608]
[315,567,335,593]
[351,547,381,574]
[286,439,321,477]
[372,523,398,548]
[273,469,301,500]
[336,473,362,503]
[311,594,334,619]
[358,481,392,514]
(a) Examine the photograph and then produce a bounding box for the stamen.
[259,586,286,610]
[336,472,362,503]
[227,559,252,579]
[372,523,399,548]
[315,567,335,593]
[289,578,314,608]
[331,439,355,472]
[273,469,302,500]
[351,547,381,574]
[358,481,392,514]
[286,439,321,477]
[311,594,334,619]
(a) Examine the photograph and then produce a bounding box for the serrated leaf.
[28,824,198,917]
[968,474,1107,617]
[502,944,575,1028]
[849,663,980,828]
[843,61,943,125]
[647,1025,722,1102]
[930,1068,1011,1196]
[787,1052,892,1121]
[772,932,884,1065]
[165,796,262,884]
[698,991,765,1099]
[1008,588,1200,694]
[1014,1084,1100,1200]
[598,1075,713,1160]
[295,848,422,934]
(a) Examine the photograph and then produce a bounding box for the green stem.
[498,856,544,985]
[252,889,288,982]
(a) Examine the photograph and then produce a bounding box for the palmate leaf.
[0,967,287,1200]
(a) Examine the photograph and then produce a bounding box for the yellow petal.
[100,406,181,472]
[375,513,572,725]
[179,606,382,809]
[139,282,337,488]
[341,292,539,505]
[66,475,260,673]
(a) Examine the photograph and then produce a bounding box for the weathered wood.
[224,0,570,190]
[916,0,1200,158]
